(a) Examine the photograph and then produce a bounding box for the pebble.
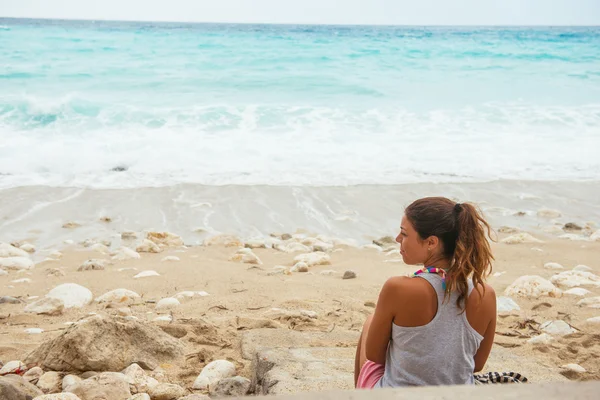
[19,243,36,253]
[294,252,331,267]
[267,266,290,276]
[121,231,138,239]
[585,316,600,324]
[561,363,586,373]
[95,289,141,305]
[290,262,309,273]
[537,208,562,218]
[23,366,43,383]
[0,242,30,257]
[134,270,160,279]
[229,249,262,265]
[577,296,600,308]
[193,359,236,390]
[496,296,521,314]
[11,278,31,283]
[136,239,162,253]
[147,383,186,400]
[111,247,141,261]
[563,288,591,297]
[153,315,173,322]
[24,327,44,334]
[62,221,81,229]
[342,270,357,279]
[543,262,564,270]
[573,265,593,272]
[161,256,180,262]
[46,283,93,308]
[63,375,82,390]
[90,243,110,253]
[78,259,107,271]
[244,239,267,249]
[0,256,34,270]
[540,320,576,336]
[501,233,543,244]
[156,297,180,311]
[174,291,210,301]
[210,376,251,397]
[364,301,376,308]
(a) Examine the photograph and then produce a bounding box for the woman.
[355,197,497,388]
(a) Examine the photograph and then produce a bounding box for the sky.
[1,0,600,26]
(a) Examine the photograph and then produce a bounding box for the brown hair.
[404,197,494,309]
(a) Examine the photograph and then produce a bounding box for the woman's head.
[397,196,494,307]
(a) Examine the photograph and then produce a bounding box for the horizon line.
[1,16,599,28]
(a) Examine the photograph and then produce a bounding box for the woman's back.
[376,273,484,387]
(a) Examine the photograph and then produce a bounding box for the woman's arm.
[365,277,402,364]
[473,285,497,372]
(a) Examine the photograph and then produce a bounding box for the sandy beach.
[1,184,599,397]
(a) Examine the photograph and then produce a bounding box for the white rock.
[0,242,29,258]
[12,278,31,283]
[273,242,311,253]
[95,288,141,305]
[90,243,110,253]
[501,233,543,244]
[550,270,600,288]
[543,262,564,270]
[590,230,600,242]
[229,250,262,265]
[561,364,586,373]
[19,243,36,253]
[122,363,159,393]
[25,297,65,315]
[37,370,62,393]
[577,296,600,308]
[0,269,7,276]
[63,375,82,391]
[564,288,591,296]
[133,270,160,278]
[136,239,162,253]
[244,239,267,249]
[504,275,562,298]
[127,394,151,400]
[34,394,82,400]
[25,327,44,334]
[294,252,331,267]
[527,333,554,344]
[174,291,210,301]
[121,230,138,240]
[111,247,141,261]
[493,271,506,277]
[290,262,309,273]
[153,315,172,322]
[540,320,576,336]
[146,231,184,247]
[537,208,562,218]
[204,234,243,247]
[0,256,34,270]
[543,225,564,234]
[23,366,43,383]
[585,316,600,324]
[573,265,593,272]
[78,259,107,271]
[48,251,63,259]
[46,283,93,308]
[192,359,236,390]
[361,244,383,251]
[63,239,74,245]
[0,360,26,375]
[311,240,334,252]
[496,296,520,314]
[161,256,180,262]
[156,297,180,311]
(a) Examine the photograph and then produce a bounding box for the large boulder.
[25,315,186,372]
[0,374,44,399]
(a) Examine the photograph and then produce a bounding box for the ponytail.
[404,197,494,310]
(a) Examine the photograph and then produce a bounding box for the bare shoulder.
[469,282,496,307]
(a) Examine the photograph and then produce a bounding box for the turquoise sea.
[1,19,599,188]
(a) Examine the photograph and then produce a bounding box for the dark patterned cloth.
[474,372,528,384]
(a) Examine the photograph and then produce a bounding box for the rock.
[550,270,600,288]
[585,316,600,324]
[501,233,543,244]
[25,315,186,372]
[134,270,160,279]
[121,231,138,240]
[136,240,162,254]
[229,249,261,265]
[540,320,576,336]
[311,241,333,253]
[361,244,383,251]
[563,223,583,231]
[527,333,554,344]
[210,376,251,397]
[127,394,150,400]
[0,360,27,375]
[37,371,62,394]
[78,259,107,272]
[112,247,141,261]
[498,226,520,234]
[0,257,34,270]
[267,266,290,276]
[0,296,23,304]
[373,236,396,247]
[244,239,267,249]
[34,393,83,399]
[161,256,180,262]
[364,301,376,308]
[342,270,357,280]
[564,288,591,296]
[590,230,600,242]
[543,262,564,270]
[25,328,45,334]
[65,372,131,400]
[24,366,44,384]
[573,265,593,272]
[46,283,93,309]
[577,296,600,308]
[293,252,330,267]
[95,289,141,305]
[0,242,30,257]
[496,296,520,314]
[204,235,242,247]
[25,297,65,316]
[274,242,311,253]
[90,244,109,254]
[290,262,309,273]
[48,251,63,260]
[121,363,158,394]
[156,298,180,312]
[192,360,236,390]
[62,375,82,391]
[153,316,172,323]
[146,232,184,248]
[12,278,32,284]
[177,395,210,400]
[146,383,185,400]
[62,222,81,229]
[537,208,561,218]
[19,243,36,253]
[561,363,586,373]
[0,374,43,398]
[173,291,209,301]
[504,275,562,298]
[0,269,7,276]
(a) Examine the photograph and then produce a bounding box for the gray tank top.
[375,273,483,387]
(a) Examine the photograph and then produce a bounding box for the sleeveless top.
[375,273,484,387]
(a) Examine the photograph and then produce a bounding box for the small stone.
[25,328,44,334]
[134,270,160,279]
[342,270,357,280]
[561,363,586,373]
[46,267,66,277]
[564,288,591,296]
[174,291,209,301]
[19,243,36,253]
[373,236,397,247]
[0,242,30,257]
[122,231,138,240]
[540,320,576,336]
[364,301,376,308]
[23,366,43,384]
[156,298,180,311]
[274,242,311,253]
[577,296,600,308]
[0,295,23,304]
[229,249,262,265]
[62,222,81,229]
[585,316,600,324]
[563,222,582,231]
[112,247,141,261]
[501,233,543,244]
[12,278,32,283]
[161,256,180,262]
[48,251,63,259]
[496,296,521,314]
[100,216,112,223]
[293,252,331,267]
[209,376,251,397]
[65,372,132,400]
[290,262,309,273]
[311,240,334,253]
[37,371,62,393]
[527,333,554,344]
[62,375,82,391]
[117,307,132,316]
[192,360,236,390]
[498,226,520,234]
[0,256,34,270]
[78,259,107,271]
[267,266,290,276]
[537,208,562,218]
[146,232,184,248]
[147,383,185,400]
[244,239,267,249]
[543,262,564,270]
[573,265,593,272]
[90,243,109,254]
[95,288,141,305]
[25,297,65,316]
[0,360,26,375]
[121,363,159,394]
[153,315,172,322]
[136,239,162,253]
[46,283,93,308]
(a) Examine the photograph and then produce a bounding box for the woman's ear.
[427,236,439,251]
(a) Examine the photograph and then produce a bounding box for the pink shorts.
[356,360,384,389]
